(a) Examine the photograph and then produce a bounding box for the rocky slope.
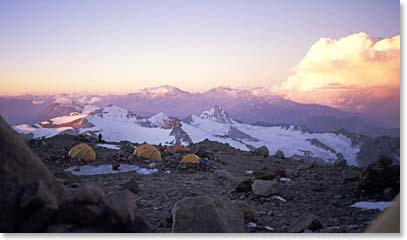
[11,132,398,233]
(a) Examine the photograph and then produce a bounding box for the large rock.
[357,157,400,197]
[288,212,324,233]
[0,116,64,232]
[171,195,245,233]
[214,169,238,188]
[234,177,252,193]
[253,166,286,180]
[273,150,285,159]
[341,168,360,181]
[105,190,153,232]
[252,146,269,157]
[59,184,106,225]
[252,180,286,197]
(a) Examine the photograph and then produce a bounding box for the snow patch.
[64,164,158,176]
[97,143,120,150]
[351,201,393,211]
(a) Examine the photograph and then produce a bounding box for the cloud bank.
[277,32,400,126]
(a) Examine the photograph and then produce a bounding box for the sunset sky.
[0,0,400,117]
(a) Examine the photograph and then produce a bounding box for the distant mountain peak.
[200,105,232,123]
[139,85,189,97]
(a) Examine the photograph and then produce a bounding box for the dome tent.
[133,144,162,161]
[68,143,96,162]
[181,154,200,164]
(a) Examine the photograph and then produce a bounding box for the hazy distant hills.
[0,85,399,137]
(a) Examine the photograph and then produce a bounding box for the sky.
[0,0,400,126]
[0,0,399,95]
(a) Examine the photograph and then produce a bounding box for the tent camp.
[133,144,162,161]
[68,143,96,162]
[181,154,200,164]
[165,145,190,153]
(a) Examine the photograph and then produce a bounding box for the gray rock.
[288,212,324,233]
[234,177,252,193]
[106,190,136,225]
[252,180,286,197]
[112,163,120,171]
[383,188,396,201]
[122,178,139,194]
[341,168,360,181]
[274,150,285,159]
[253,166,286,180]
[334,158,347,170]
[172,195,245,233]
[252,146,269,157]
[234,201,256,223]
[73,184,105,204]
[214,169,237,188]
[0,116,64,232]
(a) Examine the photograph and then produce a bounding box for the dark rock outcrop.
[0,116,64,232]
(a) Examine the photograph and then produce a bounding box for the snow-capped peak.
[140,85,187,97]
[148,112,170,127]
[54,96,73,105]
[100,105,128,118]
[200,105,232,123]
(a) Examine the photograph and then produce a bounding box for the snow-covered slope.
[14,105,363,165]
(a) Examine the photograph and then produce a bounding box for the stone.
[253,166,286,180]
[171,195,245,233]
[234,177,252,193]
[122,178,139,194]
[106,190,136,225]
[214,169,238,188]
[383,188,396,201]
[252,180,286,197]
[297,160,316,171]
[73,184,105,204]
[274,150,285,159]
[235,201,256,223]
[341,168,360,181]
[59,199,105,225]
[357,159,399,197]
[334,158,347,170]
[0,116,64,232]
[288,212,324,233]
[252,146,269,157]
[112,163,121,171]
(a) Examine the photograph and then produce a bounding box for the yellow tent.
[181,154,200,164]
[133,144,162,161]
[68,143,96,162]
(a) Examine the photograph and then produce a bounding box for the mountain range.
[0,85,399,137]
[13,103,399,167]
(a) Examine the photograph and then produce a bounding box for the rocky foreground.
[0,117,400,233]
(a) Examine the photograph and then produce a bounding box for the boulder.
[112,163,120,171]
[0,116,64,232]
[273,150,285,159]
[122,178,139,194]
[252,146,269,157]
[341,168,360,181]
[383,188,396,201]
[334,158,347,170]
[252,180,286,197]
[357,158,400,197]
[59,184,106,225]
[297,160,316,171]
[288,212,324,233]
[214,169,237,188]
[253,166,286,180]
[234,201,256,223]
[234,177,252,193]
[105,190,153,232]
[171,195,245,233]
